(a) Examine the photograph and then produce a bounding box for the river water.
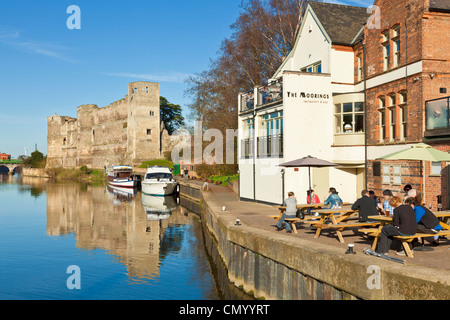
[0,175,243,300]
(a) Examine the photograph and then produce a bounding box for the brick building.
[359,0,450,209]
[237,0,450,207]
[0,153,11,160]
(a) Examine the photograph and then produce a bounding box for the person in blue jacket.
[324,187,343,209]
[412,195,442,246]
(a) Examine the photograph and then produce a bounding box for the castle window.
[147,129,152,135]
[134,88,137,93]
[150,111,154,116]
[146,87,149,93]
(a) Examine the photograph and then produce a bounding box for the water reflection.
[44,182,198,282]
[0,175,251,300]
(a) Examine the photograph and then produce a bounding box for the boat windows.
[146,173,172,180]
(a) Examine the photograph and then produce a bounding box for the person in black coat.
[351,189,379,222]
[376,196,417,255]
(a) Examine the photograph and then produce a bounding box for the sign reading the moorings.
[286,91,330,103]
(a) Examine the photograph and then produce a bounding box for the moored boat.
[106,165,137,188]
[141,166,177,196]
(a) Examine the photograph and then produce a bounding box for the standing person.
[351,189,379,222]
[306,189,320,217]
[276,192,297,233]
[382,190,394,217]
[413,195,442,246]
[184,168,189,181]
[323,187,343,209]
[376,196,417,256]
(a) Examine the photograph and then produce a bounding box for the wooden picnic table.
[435,212,450,225]
[367,212,450,250]
[366,215,393,250]
[310,208,358,242]
[273,202,351,219]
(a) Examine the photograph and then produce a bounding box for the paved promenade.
[195,181,450,272]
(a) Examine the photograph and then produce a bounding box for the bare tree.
[184,0,309,174]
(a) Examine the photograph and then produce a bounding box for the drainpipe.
[363,33,368,190]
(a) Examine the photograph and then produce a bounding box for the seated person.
[323,187,343,209]
[382,189,394,217]
[376,196,417,256]
[413,195,442,246]
[351,189,379,222]
[306,189,320,217]
[276,191,297,233]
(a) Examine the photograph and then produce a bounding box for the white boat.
[142,193,177,220]
[106,165,137,188]
[141,166,178,196]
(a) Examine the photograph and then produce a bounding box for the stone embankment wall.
[179,182,450,300]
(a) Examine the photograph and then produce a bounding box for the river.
[0,174,247,300]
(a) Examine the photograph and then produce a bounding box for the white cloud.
[103,72,191,84]
[0,25,74,62]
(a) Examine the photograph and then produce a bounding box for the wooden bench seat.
[394,230,450,257]
[328,222,380,230]
[285,218,301,234]
[357,228,380,236]
[268,215,301,234]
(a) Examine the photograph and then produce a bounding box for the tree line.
[182,0,309,176]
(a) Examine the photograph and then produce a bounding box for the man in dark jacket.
[351,190,379,222]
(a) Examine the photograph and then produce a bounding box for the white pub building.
[238,1,370,205]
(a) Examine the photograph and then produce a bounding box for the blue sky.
[0,0,373,158]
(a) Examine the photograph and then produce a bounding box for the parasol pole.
[420,160,423,196]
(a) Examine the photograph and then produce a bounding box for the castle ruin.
[47,82,178,169]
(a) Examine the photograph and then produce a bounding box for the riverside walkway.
[189,181,450,272]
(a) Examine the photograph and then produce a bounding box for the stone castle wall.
[47,81,179,169]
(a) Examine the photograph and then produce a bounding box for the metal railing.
[257,79,283,107]
[257,134,283,158]
[240,91,254,113]
[240,138,254,159]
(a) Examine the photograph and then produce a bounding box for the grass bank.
[46,166,105,183]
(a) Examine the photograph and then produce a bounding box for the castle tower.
[127,82,161,165]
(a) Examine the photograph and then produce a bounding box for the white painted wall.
[275,9,331,75]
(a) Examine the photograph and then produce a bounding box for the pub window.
[431,161,442,176]
[357,55,362,81]
[303,61,322,73]
[388,94,396,141]
[382,165,390,184]
[373,161,381,177]
[382,30,390,71]
[399,91,407,140]
[379,97,386,142]
[334,102,364,134]
[393,165,402,185]
[392,26,400,67]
